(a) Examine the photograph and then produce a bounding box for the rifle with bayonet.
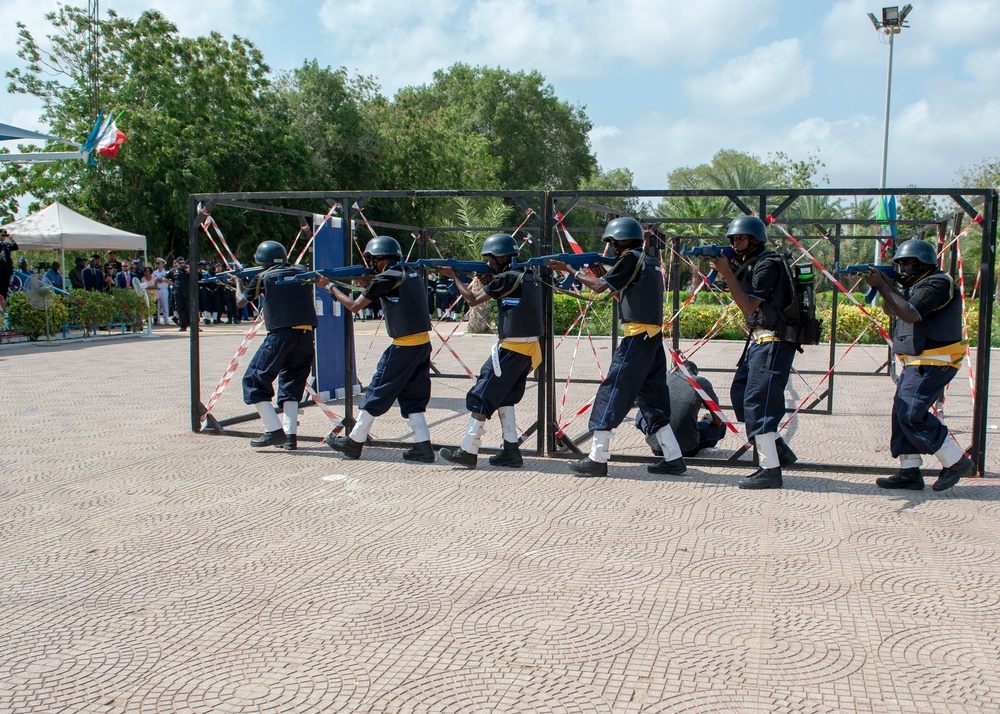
[834,263,899,303]
[680,244,736,288]
[403,258,493,276]
[198,265,263,286]
[277,264,375,285]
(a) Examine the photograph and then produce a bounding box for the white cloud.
[684,39,811,113]
[963,47,1000,90]
[589,125,621,143]
[315,0,780,94]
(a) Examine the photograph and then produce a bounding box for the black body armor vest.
[734,250,793,331]
[496,269,544,340]
[381,267,432,338]
[893,272,963,355]
[260,265,318,331]
[619,250,664,326]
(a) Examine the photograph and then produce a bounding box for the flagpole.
[874,29,895,268]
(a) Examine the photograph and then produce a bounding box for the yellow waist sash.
[896,341,966,369]
[392,332,431,347]
[501,339,543,370]
[623,323,661,338]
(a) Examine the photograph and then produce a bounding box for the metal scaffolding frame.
[188,188,997,476]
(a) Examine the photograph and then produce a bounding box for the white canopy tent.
[1,202,147,282]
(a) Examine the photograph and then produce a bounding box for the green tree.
[276,61,381,190]
[395,63,597,190]
[4,7,313,259]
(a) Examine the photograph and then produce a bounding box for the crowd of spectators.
[5,245,469,331]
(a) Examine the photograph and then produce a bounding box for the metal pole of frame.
[542,191,556,456]
[189,196,201,432]
[535,191,549,456]
[670,233,681,353]
[970,189,998,476]
[342,199,356,431]
[827,225,841,412]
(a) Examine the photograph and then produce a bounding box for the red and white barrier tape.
[200,314,266,428]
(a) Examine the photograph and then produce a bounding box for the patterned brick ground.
[1,324,998,713]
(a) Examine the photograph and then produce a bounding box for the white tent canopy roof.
[1,202,146,251]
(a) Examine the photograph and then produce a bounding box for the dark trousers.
[467,349,533,418]
[685,420,727,457]
[0,264,12,299]
[242,328,315,406]
[890,364,957,457]
[589,332,670,433]
[731,340,796,438]
[174,290,190,329]
[361,342,432,418]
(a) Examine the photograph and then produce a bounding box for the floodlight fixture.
[882,6,900,25]
[868,12,880,28]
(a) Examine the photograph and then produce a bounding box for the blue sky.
[3,0,999,190]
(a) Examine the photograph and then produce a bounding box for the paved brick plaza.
[2,323,999,713]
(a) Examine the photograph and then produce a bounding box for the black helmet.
[602,217,644,243]
[892,239,937,267]
[254,240,288,266]
[363,236,402,261]
[480,233,519,258]
[726,215,768,244]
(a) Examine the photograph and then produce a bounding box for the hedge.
[7,288,151,339]
[550,292,999,347]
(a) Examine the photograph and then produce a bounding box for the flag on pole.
[876,196,896,258]
[95,115,127,158]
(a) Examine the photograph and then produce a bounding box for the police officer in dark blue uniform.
[550,217,685,477]
[863,239,972,491]
[234,240,317,450]
[436,234,542,469]
[709,215,798,490]
[317,236,435,463]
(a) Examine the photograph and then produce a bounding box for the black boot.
[776,437,798,467]
[489,440,524,467]
[645,433,663,457]
[932,455,972,492]
[440,447,477,468]
[280,435,297,451]
[876,468,924,490]
[250,429,287,448]
[738,467,783,490]
[648,457,686,475]
[326,433,363,459]
[402,441,435,463]
[569,457,607,478]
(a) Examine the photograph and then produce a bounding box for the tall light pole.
[868,4,912,265]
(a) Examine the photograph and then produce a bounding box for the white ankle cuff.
[934,437,965,468]
[282,401,299,435]
[655,425,683,461]
[408,412,431,443]
[589,430,613,464]
[756,432,780,469]
[460,416,485,454]
[498,406,519,443]
[350,410,376,442]
[253,402,283,432]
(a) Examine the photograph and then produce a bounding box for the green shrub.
[6,292,69,340]
[825,304,889,345]
[111,288,147,331]
[76,290,117,333]
[552,292,614,336]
